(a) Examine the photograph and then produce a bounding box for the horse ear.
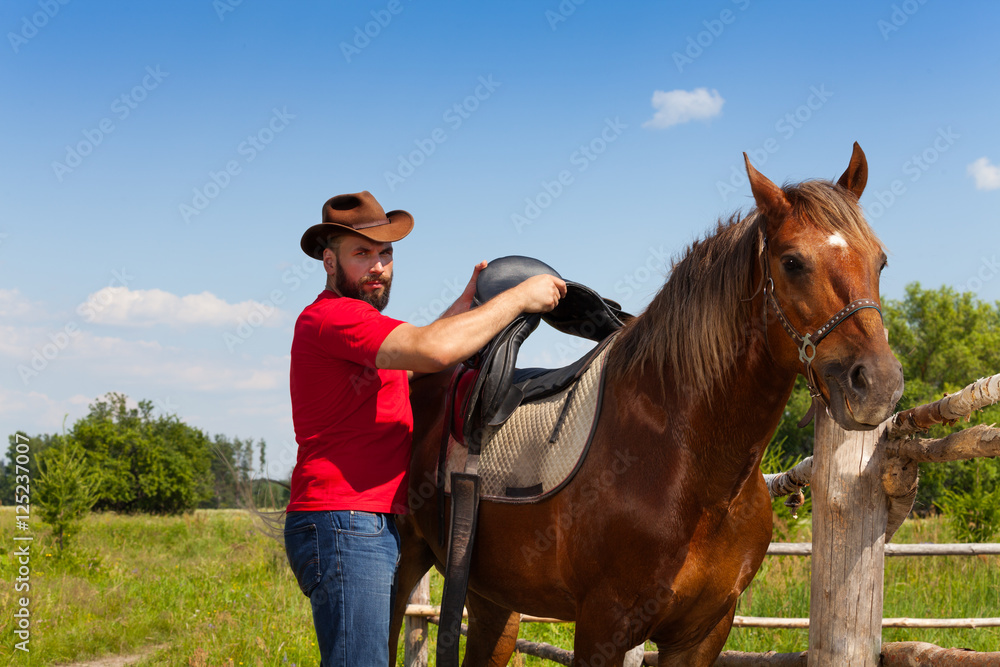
[837,142,868,199]
[744,152,791,236]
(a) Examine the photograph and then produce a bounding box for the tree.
[69,393,213,514]
[883,283,1000,513]
[34,443,100,552]
[201,434,256,509]
[3,395,289,515]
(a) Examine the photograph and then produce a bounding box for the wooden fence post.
[808,409,889,666]
[623,644,645,666]
[405,573,431,667]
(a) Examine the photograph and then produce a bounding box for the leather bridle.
[761,242,883,410]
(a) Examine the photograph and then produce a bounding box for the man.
[284,191,565,666]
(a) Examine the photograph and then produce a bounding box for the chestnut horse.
[391,144,903,666]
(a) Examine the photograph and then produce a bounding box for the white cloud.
[0,289,49,322]
[81,287,286,328]
[643,87,725,130]
[968,157,1000,191]
[58,332,286,392]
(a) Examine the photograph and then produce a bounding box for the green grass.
[0,509,996,666]
[1,508,315,666]
[724,515,1000,654]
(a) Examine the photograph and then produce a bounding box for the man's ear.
[322,247,337,275]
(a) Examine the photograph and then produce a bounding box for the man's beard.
[335,263,392,311]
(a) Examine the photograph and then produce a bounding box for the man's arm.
[377,272,566,373]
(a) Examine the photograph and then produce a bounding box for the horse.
[390,143,904,666]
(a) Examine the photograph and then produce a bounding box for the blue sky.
[2,1,998,478]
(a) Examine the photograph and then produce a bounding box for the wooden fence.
[401,535,1000,665]
[400,372,1000,666]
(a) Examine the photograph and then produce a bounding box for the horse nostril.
[850,364,869,395]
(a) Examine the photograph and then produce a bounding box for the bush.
[935,469,1000,543]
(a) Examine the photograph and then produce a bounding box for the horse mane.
[606,179,884,397]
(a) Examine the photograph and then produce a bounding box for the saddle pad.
[445,343,611,503]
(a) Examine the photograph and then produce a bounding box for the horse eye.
[781,256,803,273]
[880,259,888,273]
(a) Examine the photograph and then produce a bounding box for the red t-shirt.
[287,291,412,514]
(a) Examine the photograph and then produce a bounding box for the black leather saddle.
[461,256,632,444]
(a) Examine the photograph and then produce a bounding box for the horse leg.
[462,590,520,667]
[570,600,638,667]
[654,603,736,667]
[389,515,437,667]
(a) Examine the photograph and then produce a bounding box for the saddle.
[460,255,631,443]
[435,256,631,667]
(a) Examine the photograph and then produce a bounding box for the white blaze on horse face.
[827,232,848,249]
[826,232,851,257]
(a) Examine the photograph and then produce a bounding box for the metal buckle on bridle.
[798,334,817,365]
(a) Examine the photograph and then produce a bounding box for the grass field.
[0,508,997,666]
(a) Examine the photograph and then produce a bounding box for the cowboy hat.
[300,191,414,259]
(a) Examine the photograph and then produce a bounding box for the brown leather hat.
[300,191,414,259]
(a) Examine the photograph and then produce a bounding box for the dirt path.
[57,644,168,667]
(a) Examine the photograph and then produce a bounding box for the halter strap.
[766,282,882,371]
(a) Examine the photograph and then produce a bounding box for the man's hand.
[514,274,567,313]
[439,260,488,319]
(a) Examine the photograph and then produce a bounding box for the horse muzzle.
[822,352,904,430]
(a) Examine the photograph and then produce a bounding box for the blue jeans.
[284,510,401,667]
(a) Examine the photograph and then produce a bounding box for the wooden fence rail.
[403,607,1000,630]
[766,542,1000,556]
